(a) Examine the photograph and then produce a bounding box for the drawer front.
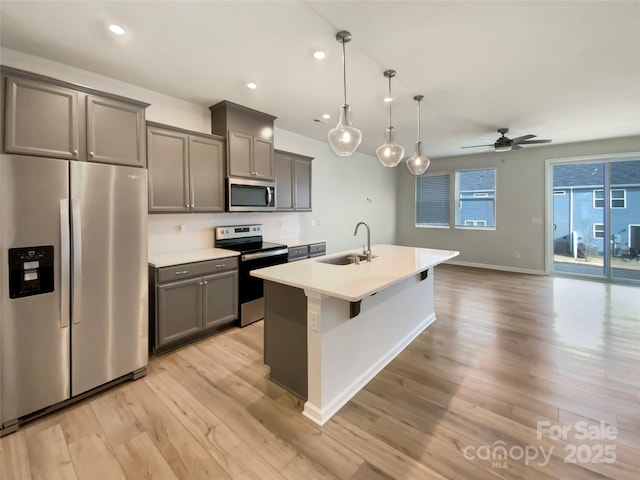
[288,245,308,261]
[308,243,326,257]
[157,257,238,283]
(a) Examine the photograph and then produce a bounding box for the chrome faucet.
[354,221,372,262]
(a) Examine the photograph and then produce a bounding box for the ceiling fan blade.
[510,134,536,144]
[461,144,494,149]
[519,139,552,144]
[511,144,523,150]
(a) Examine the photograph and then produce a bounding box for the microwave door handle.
[266,186,272,206]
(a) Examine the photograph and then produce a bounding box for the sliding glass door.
[550,157,640,282]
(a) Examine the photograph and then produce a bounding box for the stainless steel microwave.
[227,178,276,212]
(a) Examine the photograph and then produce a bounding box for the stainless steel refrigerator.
[0,154,148,434]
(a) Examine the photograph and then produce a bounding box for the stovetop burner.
[214,225,286,255]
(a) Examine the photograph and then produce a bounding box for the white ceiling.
[1,1,639,159]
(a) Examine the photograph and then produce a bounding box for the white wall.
[1,47,398,255]
[396,135,640,273]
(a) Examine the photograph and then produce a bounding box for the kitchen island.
[251,244,459,425]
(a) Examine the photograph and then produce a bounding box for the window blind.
[416,173,450,226]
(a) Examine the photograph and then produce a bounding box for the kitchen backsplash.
[148,212,308,254]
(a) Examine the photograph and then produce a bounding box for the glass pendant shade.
[406,94,430,176]
[376,127,404,167]
[376,69,404,167]
[328,104,362,156]
[405,141,430,175]
[327,30,361,157]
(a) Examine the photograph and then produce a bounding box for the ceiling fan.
[462,128,552,152]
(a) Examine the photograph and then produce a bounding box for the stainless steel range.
[215,225,288,326]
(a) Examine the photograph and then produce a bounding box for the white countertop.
[251,244,459,302]
[148,248,240,268]
[268,237,327,248]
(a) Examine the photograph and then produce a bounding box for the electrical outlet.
[309,312,319,332]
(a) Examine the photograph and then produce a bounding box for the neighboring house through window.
[455,169,496,228]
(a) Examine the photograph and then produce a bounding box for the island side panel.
[304,270,436,425]
[263,280,308,400]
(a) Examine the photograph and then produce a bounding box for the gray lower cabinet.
[2,70,148,166]
[264,281,308,400]
[287,242,326,262]
[287,245,309,262]
[274,149,313,211]
[149,257,238,355]
[308,242,326,257]
[147,122,225,213]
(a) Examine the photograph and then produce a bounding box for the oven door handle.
[241,248,289,262]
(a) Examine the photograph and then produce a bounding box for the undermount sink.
[317,253,376,265]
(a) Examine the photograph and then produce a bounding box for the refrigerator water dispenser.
[8,246,54,298]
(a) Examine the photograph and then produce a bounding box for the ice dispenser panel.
[8,246,54,299]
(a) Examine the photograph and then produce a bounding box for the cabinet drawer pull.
[203,281,208,284]
[215,264,226,268]
[175,270,189,275]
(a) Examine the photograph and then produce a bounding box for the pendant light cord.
[388,76,392,128]
[416,98,421,143]
[342,39,347,105]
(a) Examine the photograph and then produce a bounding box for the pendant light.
[327,31,362,156]
[406,95,430,176]
[376,70,405,167]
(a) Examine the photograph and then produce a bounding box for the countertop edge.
[148,248,241,268]
[252,246,459,302]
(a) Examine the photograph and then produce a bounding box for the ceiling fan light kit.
[327,30,362,157]
[376,69,405,167]
[406,95,431,176]
[462,128,552,152]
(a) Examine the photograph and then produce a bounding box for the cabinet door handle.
[89,151,95,157]
[203,281,208,285]
[72,149,78,156]
[175,270,189,275]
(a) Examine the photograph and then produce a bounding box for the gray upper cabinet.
[5,76,80,159]
[275,149,313,211]
[2,68,149,166]
[147,122,225,213]
[86,95,146,168]
[209,100,276,181]
[189,135,225,212]
[147,127,189,213]
[228,131,253,178]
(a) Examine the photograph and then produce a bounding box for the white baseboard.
[302,312,437,426]
[447,260,546,276]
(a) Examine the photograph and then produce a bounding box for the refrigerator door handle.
[60,198,70,328]
[71,197,82,324]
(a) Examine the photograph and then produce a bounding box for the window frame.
[454,168,497,231]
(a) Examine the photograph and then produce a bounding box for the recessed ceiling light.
[108,24,126,36]
[313,51,326,60]
[322,113,331,119]
[383,96,393,103]
[246,82,257,90]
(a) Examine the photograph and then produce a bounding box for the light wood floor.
[1,265,639,479]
